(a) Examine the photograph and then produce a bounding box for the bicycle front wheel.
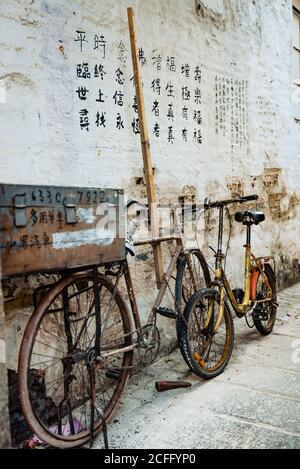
[177,288,234,379]
[18,272,133,448]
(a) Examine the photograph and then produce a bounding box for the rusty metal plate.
[0,184,125,279]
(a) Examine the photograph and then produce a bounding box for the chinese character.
[30,209,38,226]
[132,117,140,134]
[168,126,175,144]
[166,82,175,98]
[74,30,88,53]
[115,68,125,85]
[166,56,176,72]
[132,96,138,114]
[96,89,105,103]
[182,86,191,101]
[152,50,162,71]
[153,123,160,137]
[152,100,159,117]
[96,111,106,128]
[113,90,124,106]
[57,211,64,227]
[42,232,50,246]
[195,66,202,83]
[167,103,175,121]
[194,87,201,105]
[20,235,29,249]
[39,211,48,224]
[181,63,190,78]
[116,113,124,130]
[151,79,161,95]
[94,64,106,80]
[118,40,128,63]
[76,86,89,101]
[193,110,202,125]
[94,34,106,59]
[77,63,91,79]
[79,109,90,131]
[193,129,202,144]
[138,48,147,66]
[31,235,41,249]
[182,106,188,120]
[48,211,55,224]
[182,128,188,142]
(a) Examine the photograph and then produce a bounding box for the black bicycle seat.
[235,211,265,225]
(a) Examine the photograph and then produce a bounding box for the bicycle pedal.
[105,369,121,381]
[155,306,178,319]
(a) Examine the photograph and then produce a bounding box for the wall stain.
[196,0,228,30]
[204,165,300,289]
[19,17,40,28]
[0,73,35,90]
[179,185,196,203]
[226,176,245,198]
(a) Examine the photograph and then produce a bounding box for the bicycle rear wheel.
[253,265,277,335]
[18,271,133,448]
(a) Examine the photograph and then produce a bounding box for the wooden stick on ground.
[127,7,163,289]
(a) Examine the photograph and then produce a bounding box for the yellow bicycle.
[178,194,278,379]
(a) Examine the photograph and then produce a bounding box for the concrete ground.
[95,283,300,449]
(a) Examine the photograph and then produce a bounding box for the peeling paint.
[196,0,230,30]
[226,177,245,198]
[19,17,41,28]
[262,167,281,190]
[0,73,35,90]
[76,207,96,224]
[52,228,114,250]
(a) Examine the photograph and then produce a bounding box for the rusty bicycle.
[177,194,278,380]
[18,199,211,448]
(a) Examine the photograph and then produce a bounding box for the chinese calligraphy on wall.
[73,30,204,146]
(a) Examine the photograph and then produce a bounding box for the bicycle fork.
[203,286,226,334]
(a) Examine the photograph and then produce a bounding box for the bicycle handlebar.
[125,195,259,213]
[241,195,259,202]
[125,199,148,209]
[204,194,258,209]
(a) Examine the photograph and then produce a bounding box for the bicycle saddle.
[235,211,265,225]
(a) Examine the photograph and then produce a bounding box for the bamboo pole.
[127,7,163,288]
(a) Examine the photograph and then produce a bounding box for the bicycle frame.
[101,234,199,359]
[207,205,274,333]
[125,235,184,329]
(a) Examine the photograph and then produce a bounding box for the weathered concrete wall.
[0,1,300,358]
